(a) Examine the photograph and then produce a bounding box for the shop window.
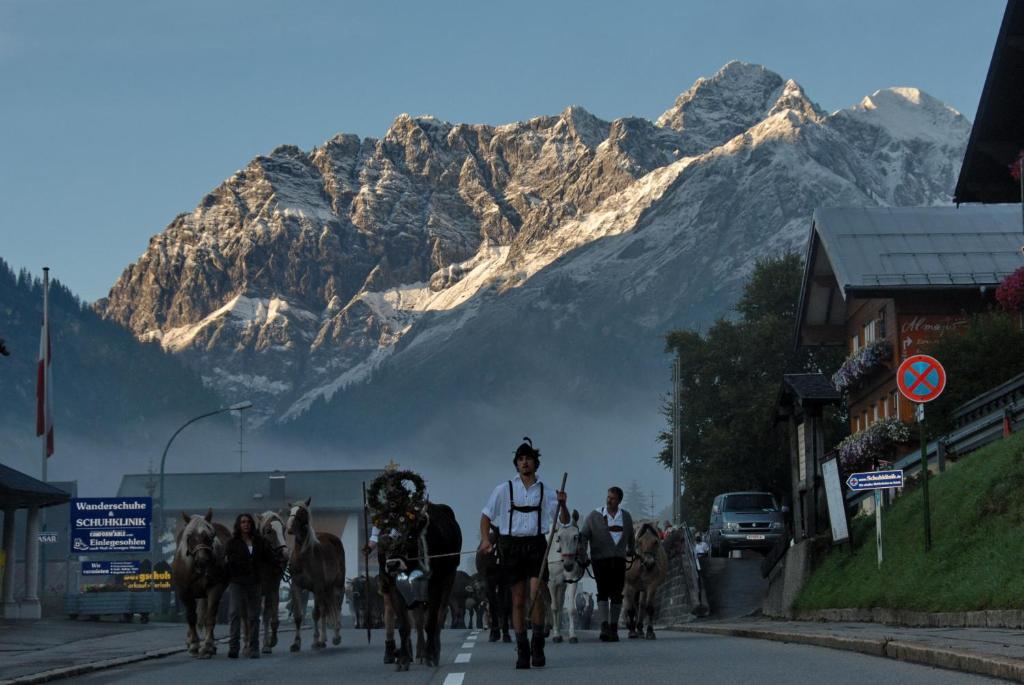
[851,333,861,353]
[864,320,877,344]
[873,402,880,422]
[877,308,887,339]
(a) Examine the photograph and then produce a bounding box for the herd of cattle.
[170,497,669,671]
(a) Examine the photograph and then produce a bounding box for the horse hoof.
[269,637,278,648]
[502,634,511,643]
[628,632,639,639]
[261,646,272,654]
[313,642,325,650]
[290,643,300,653]
[569,637,578,644]
[188,646,199,656]
[552,636,562,643]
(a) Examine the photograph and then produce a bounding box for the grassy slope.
[795,431,1024,612]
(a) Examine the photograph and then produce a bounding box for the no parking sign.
[897,354,946,403]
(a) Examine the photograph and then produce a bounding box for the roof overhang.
[795,221,847,348]
[955,0,1024,204]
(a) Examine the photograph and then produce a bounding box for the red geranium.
[996,266,1024,312]
[1010,150,1024,181]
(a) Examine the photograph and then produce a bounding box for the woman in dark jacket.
[226,513,273,658]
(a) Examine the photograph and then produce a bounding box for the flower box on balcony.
[832,339,891,393]
[837,417,911,473]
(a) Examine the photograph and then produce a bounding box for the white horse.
[547,510,587,644]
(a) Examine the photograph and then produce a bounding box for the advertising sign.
[38,532,58,544]
[70,497,151,554]
[124,570,171,591]
[846,470,905,491]
[821,457,850,544]
[898,314,968,359]
[81,560,143,576]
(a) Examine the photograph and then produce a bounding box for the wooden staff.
[362,482,371,644]
[530,472,568,610]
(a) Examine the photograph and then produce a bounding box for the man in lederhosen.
[579,486,634,642]
[479,437,569,669]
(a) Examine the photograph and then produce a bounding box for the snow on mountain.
[97,62,969,437]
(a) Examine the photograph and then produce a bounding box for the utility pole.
[672,354,682,525]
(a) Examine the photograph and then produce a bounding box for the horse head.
[286,498,313,542]
[554,509,584,574]
[635,522,662,572]
[178,509,218,574]
[259,510,288,563]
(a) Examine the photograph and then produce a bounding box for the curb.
[0,646,185,685]
[668,624,1024,683]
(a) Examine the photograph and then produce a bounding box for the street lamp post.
[156,401,253,548]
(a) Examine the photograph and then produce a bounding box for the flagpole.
[41,266,49,483]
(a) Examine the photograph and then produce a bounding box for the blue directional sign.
[846,470,904,491]
[81,560,143,576]
[70,497,151,554]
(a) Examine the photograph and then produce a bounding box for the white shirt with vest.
[482,474,566,537]
[600,506,624,545]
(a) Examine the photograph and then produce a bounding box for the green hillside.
[795,431,1024,612]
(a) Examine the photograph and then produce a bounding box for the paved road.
[70,626,1005,685]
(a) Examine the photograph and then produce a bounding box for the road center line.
[461,641,474,649]
[454,652,472,664]
[443,674,465,685]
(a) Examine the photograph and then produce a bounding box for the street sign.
[897,354,946,403]
[38,532,58,544]
[821,457,850,544]
[70,497,151,554]
[846,470,904,491]
[81,560,142,576]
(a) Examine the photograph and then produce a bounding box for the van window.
[723,494,777,512]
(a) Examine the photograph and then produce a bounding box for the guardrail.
[847,370,1024,505]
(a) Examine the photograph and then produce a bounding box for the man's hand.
[478,538,493,555]
[556,490,567,507]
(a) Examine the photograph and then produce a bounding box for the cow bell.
[395,569,429,606]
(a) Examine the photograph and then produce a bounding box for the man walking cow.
[479,437,569,669]
[579,486,634,642]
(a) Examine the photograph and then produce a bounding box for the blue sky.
[0,0,1007,302]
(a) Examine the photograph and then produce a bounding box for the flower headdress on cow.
[367,463,427,537]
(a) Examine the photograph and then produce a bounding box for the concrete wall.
[762,540,814,619]
[655,529,706,625]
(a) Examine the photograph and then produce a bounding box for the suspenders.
[507,480,544,535]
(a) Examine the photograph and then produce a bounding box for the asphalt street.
[68,626,1007,685]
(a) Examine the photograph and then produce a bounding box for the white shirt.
[482,475,564,537]
[600,506,624,545]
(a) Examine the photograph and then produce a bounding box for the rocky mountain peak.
[656,61,787,154]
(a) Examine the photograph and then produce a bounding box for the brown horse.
[286,498,345,651]
[623,521,668,640]
[171,509,230,658]
[256,510,289,654]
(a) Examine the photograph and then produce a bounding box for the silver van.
[707,492,786,557]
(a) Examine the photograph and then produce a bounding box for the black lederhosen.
[377,547,394,592]
[498,535,547,585]
[591,557,626,603]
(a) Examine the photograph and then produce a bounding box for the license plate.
[746,534,765,540]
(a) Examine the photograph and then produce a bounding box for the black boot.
[515,632,530,669]
[530,625,546,668]
[599,621,611,642]
[383,639,396,664]
[609,622,620,642]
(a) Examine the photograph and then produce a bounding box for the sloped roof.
[955,1,1024,204]
[118,468,383,513]
[782,374,841,402]
[0,461,72,509]
[796,204,1024,346]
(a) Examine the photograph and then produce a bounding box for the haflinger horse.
[380,502,461,671]
[256,510,289,654]
[171,509,230,658]
[547,509,587,644]
[286,498,346,651]
[622,521,668,640]
[474,525,511,643]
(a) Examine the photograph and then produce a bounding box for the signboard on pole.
[896,354,946,403]
[70,497,151,554]
[821,457,849,544]
[846,470,904,491]
[81,560,142,576]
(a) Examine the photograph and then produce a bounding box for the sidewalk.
[0,618,185,684]
[668,617,1024,683]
